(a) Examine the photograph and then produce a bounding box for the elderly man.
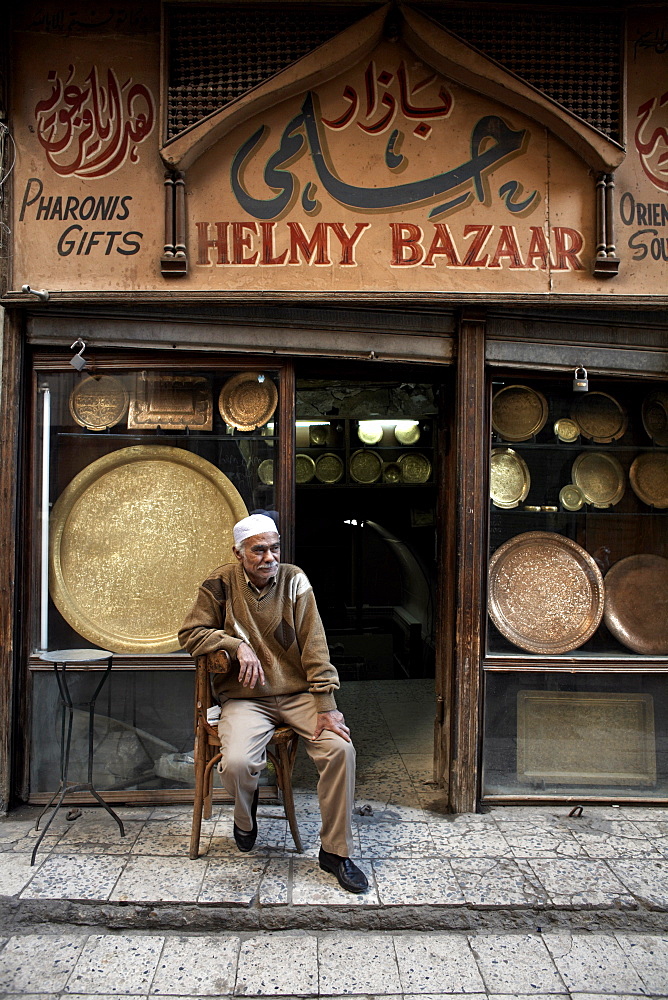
[179,512,367,893]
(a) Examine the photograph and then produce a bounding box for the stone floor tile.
[610,859,668,908]
[1,994,61,1000]
[427,812,499,832]
[631,822,668,857]
[468,932,566,993]
[110,855,206,902]
[614,932,668,994]
[318,933,402,995]
[430,827,512,859]
[150,934,239,994]
[567,819,662,859]
[258,858,290,904]
[198,858,268,904]
[19,854,124,900]
[234,933,317,995]
[61,995,149,1000]
[0,852,45,896]
[131,833,213,857]
[372,858,464,906]
[291,857,378,905]
[525,859,636,908]
[354,801,428,824]
[53,820,143,855]
[494,822,584,859]
[404,995,487,1000]
[358,821,435,859]
[543,931,647,994]
[0,934,86,993]
[281,819,324,859]
[452,858,548,907]
[487,995,568,999]
[394,932,486,994]
[65,934,164,994]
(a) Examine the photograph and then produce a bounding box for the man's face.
[233,531,280,588]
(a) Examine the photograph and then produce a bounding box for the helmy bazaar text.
[195,221,585,270]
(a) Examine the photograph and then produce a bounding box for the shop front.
[1,1,667,814]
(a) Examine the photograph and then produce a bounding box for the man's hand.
[236,641,266,689]
[312,710,351,742]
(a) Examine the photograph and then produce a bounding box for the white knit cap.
[233,514,279,547]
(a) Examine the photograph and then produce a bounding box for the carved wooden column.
[449,310,487,813]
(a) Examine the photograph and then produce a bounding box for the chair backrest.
[194,651,231,734]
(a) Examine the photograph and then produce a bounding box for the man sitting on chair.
[179,513,368,893]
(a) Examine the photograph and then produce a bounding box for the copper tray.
[69,376,128,431]
[219,372,278,431]
[49,446,248,654]
[492,385,548,441]
[642,391,668,446]
[629,452,668,508]
[315,452,344,483]
[398,452,432,483]
[571,392,627,443]
[604,554,668,654]
[295,454,316,483]
[488,531,604,653]
[572,451,625,508]
[350,449,382,483]
[490,448,530,508]
[128,374,212,430]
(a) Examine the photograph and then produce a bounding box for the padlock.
[573,366,588,392]
[69,339,87,371]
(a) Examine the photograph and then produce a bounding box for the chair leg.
[189,730,207,860]
[203,746,214,820]
[275,743,303,853]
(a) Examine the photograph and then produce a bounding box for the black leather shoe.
[233,788,259,852]
[319,847,369,893]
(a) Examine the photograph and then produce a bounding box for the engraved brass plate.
[394,420,420,445]
[492,385,548,441]
[490,448,530,508]
[295,453,316,483]
[350,449,382,483]
[572,451,625,508]
[69,376,128,431]
[488,531,604,654]
[642,391,668,446]
[517,691,656,786]
[315,452,344,483]
[629,452,668,508]
[218,372,278,431]
[571,391,627,443]
[554,417,579,443]
[357,421,383,445]
[49,446,248,654]
[258,459,274,485]
[398,452,432,483]
[604,554,668,654]
[128,374,213,430]
[559,484,584,511]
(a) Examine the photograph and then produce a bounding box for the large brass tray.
[49,446,247,654]
[219,372,278,431]
[492,385,548,441]
[571,391,627,443]
[604,554,668,654]
[642,391,668,446]
[488,531,604,653]
[572,451,625,508]
[490,448,530,508]
[69,376,128,431]
[629,452,668,508]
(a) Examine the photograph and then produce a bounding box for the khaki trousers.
[217,692,356,857]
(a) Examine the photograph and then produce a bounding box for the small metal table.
[32,648,125,865]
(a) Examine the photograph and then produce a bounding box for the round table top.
[38,648,114,664]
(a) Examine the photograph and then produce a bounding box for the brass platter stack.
[350,449,382,483]
[572,452,625,508]
[315,452,344,483]
[571,391,627,443]
[490,448,530,508]
[69,376,128,431]
[492,384,548,441]
[488,531,605,654]
[219,372,278,431]
[604,554,668,654]
[629,452,668,508]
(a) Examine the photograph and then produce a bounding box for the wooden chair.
[189,651,303,859]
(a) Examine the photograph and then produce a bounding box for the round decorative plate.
[490,448,531,508]
[49,446,248,654]
[604,554,668,654]
[629,452,668,508]
[559,483,584,511]
[642,391,668,446]
[315,452,344,483]
[394,420,420,445]
[571,392,628,443]
[554,417,579,443]
[309,424,328,446]
[488,531,604,654]
[218,372,278,430]
[383,461,402,484]
[357,421,383,445]
[491,385,548,441]
[69,376,128,431]
[572,452,625,508]
[350,449,382,483]
[295,454,316,484]
[258,459,274,485]
[398,452,432,483]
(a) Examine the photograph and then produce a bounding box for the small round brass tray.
[394,420,420,445]
[604,554,668,654]
[488,531,604,654]
[357,421,383,445]
[309,424,329,446]
[398,452,432,483]
[642,391,668,447]
[315,452,344,483]
[629,452,668,508]
[350,449,382,483]
[571,392,627,443]
[572,451,625,508]
[491,385,548,441]
[295,454,316,484]
[559,483,584,511]
[490,448,530,508]
[554,417,579,443]
[49,446,248,654]
[219,372,278,431]
[258,459,274,485]
[383,461,402,484]
[69,376,128,431]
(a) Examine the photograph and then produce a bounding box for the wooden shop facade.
[1,1,668,814]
